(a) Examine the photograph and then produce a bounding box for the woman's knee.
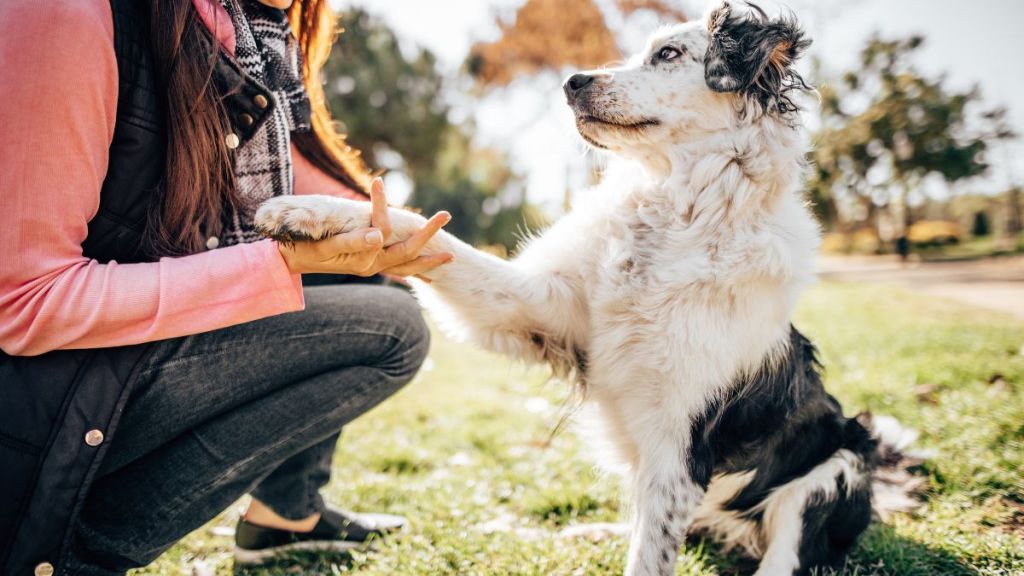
[304,285,429,380]
[374,286,430,379]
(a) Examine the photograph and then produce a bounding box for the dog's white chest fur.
[576,174,807,408]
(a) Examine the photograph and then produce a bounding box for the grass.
[132,282,1024,576]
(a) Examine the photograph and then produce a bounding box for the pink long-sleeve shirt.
[0,0,362,356]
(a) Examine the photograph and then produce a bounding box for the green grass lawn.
[133,282,1024,576]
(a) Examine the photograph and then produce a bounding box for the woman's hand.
[276,179,454,278]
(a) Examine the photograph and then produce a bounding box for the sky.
[331,0,1024,211]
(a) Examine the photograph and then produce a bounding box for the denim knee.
[379,288,430,381]
[304,284,430,382]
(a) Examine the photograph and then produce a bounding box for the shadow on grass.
[231,551,355,576]
[689,523,978,576]
[225,524,979,576]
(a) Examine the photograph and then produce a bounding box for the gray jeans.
[67,284,429,575]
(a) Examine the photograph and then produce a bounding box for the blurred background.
[318,0,1024,319]
[323,1,1019,245]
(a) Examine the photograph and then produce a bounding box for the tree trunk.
[903,198,913,234]
[1007,187,1022,237]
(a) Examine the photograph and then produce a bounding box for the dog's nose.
[564,73,595,99]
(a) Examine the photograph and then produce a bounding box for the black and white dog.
[256,2,915,574]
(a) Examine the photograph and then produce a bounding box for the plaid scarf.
[218,0,312,247]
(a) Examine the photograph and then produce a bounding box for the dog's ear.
[704,1,811,112]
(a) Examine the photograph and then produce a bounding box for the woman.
[0,0,453,573]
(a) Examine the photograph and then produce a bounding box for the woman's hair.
[145,0,370,257]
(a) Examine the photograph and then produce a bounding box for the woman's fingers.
[381,252,455,278]
[318,227,384,258]
[369,178,392,240]
[282,202,451,276]
[379,211,451,267]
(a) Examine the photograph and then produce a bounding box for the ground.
[133,281,1024,576]
[818,254,1024,320]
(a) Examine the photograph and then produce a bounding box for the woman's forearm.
[0,240,305,356]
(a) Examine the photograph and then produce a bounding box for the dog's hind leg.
[751,449,872,576]
[751,493,805,576]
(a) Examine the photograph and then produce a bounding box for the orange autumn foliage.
[468,0,688,86]
[615,0,688,22]
[468,0,621,86]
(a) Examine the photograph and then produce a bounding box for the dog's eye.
[657,46,682,62]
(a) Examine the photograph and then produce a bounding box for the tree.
[322,8,447,178]
[467,0,619,86]
[467,0,686,87]
[1008,187,1022,237]
[411,128,547,251]
[462,0,688,213]
[972,211,991,237]
[322,8,544,249]
[614,0,687,21]
[808,35,1015,235]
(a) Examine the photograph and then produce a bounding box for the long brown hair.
[145,0,370,257]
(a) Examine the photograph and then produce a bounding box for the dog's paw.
[254,195,370,243]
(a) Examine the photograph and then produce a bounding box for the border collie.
[255,2,916,574]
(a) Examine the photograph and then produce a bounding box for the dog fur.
[255,3,909,574]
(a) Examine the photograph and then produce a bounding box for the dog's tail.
[856,413,930,521]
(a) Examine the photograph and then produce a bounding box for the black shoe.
[233,505,407,565]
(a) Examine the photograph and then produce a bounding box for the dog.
[255,3,917,574]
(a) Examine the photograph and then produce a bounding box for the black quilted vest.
[0,1,276,573]
[86,0,276,264]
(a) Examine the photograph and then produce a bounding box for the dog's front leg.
[409,205,592,372]
[255,194,588,372]
[412,233,587,374]
[624,426,711,576]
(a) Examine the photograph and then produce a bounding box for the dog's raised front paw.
[254,195,370,243]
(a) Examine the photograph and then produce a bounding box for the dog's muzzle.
[563,73,595,103]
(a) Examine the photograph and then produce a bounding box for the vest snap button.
[225,133,240,149]
[84,429,104,447]
[206,236,220,250]
[35,562,55,576]
[238,113,254,128]
[253,94,269,109]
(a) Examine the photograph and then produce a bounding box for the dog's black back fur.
[689,327,876,573]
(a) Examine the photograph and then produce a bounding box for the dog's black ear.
[704,1,811,113]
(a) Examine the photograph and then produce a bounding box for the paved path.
[816,254,1024,320]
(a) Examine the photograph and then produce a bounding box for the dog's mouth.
[574,113,660,149]
[577,115,661,131]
